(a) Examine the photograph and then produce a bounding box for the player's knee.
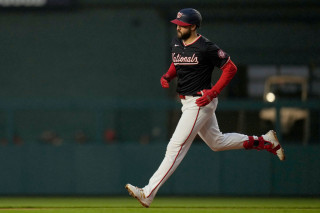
[209,136,225,152]
[165,140,181,156]
[210,146,225,152]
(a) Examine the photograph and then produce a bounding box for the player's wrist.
[161,74,171,88]
[162,73,171,82]
[209,87,220,98]
[163,73,176,83]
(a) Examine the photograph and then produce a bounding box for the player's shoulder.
[199,35,220,50]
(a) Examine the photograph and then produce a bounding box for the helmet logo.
[177,12,183,18]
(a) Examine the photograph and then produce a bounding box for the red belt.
[179,95,186,99]
[179,94,202,99]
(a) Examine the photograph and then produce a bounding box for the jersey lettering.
[170,35,230,95]
[172,53,199,65]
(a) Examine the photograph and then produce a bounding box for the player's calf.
[243,130,285,161]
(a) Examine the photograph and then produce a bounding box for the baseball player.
[126,8,285,208]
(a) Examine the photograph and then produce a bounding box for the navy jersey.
[171,35,230,95]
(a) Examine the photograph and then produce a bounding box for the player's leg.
[126,97,213,207]
[198,104,247,151]
[198,101,285,160]
[142,98,213,201]
[242,130,285,161]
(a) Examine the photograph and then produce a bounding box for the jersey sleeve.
[206,43,230,68]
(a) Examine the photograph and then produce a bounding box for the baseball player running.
[126,8,285,208]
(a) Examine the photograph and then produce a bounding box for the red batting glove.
[195,89,219,107]
[160,74,170,88]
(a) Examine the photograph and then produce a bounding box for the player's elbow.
[229,60,237,74]
[221,59,237,75]
[233,63,237,73]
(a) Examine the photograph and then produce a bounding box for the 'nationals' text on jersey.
[171,35,230,95]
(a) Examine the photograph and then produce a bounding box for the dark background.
[0,0,319,196]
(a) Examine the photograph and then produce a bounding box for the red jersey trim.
[183,35,202,46]
[220,57,230,69]
[146,107,200,198]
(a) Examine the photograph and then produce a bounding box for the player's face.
[176,25,192,40]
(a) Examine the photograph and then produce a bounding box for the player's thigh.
[171,106,212,145]
[198,111,224,146]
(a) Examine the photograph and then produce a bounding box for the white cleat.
[262,130,286,161]
[125,184,152,208]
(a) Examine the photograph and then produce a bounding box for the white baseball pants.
[143,96,248,200]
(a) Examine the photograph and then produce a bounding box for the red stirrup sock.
[243,136,272,150]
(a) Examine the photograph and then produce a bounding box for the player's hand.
[195,89,218,107]
[160,74,170,88]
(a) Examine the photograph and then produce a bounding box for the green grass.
[0,197,319,213]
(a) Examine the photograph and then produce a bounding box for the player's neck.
[182,32,199,46]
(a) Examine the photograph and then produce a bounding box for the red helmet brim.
[170,19,192,26]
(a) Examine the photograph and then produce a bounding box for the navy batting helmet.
[171,8,202,28]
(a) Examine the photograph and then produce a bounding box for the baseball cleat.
[262,130,285,161]
[125,184,152,208]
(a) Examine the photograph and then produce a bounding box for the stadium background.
[0,0,319,196]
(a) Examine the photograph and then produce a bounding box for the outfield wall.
[0,144,319,196]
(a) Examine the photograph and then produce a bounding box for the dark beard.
[177,30,191,40]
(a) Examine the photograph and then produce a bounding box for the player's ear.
[191,24,197,31]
